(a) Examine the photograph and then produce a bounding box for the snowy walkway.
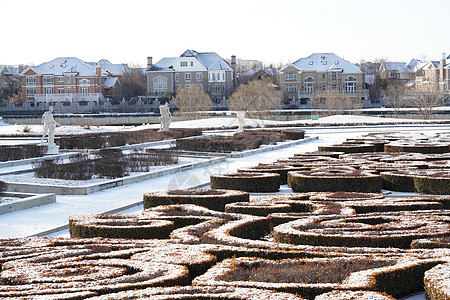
[0,124,448,238]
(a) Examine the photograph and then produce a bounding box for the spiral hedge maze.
[1,132,450,299]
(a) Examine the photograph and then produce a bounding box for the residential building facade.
[146,50,235,103]
[19,57,125,111]
[280,53,368,105]
[415,53,449,92]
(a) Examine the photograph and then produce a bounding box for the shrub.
[0,180,7,192]
[210,172,281,193]
[0,145,46,162]
[424,263,450,300]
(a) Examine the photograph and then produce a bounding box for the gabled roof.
[384,62,408,72]
[96,59,125,76]
[30,57,97,76]
[290,53,362,74]
[147,50,233,72]
[430,61,440,68]
[405,59,423,72]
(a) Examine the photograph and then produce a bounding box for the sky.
[1,0,449,67]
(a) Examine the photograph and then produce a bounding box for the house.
[237,66,279,86]
[380,60,420,84]
[19,57,125,111]
[0,65,22,102]
[225,58,263,73]
[280,53,368,105]
[415,53,449,92]
[146,50,235,103]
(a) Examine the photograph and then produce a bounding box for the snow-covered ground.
[0,116,447,300]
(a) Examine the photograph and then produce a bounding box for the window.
[80,79,90,85]
[335,61,339,65]
[45,87,53,94]
[321,86,326,91]
[196,73,202,81]
[66,76,71,83]
[67,87,71,93]
[285,73,296,81]
[81,87,89,94]
[323,61,327,65]
[389,71,397,78]
[322,74,326,79]
[44,76,54,85]
[185,84,191,91]
[185,73,191,81]
[212,84,221,94]
[58,88,64,94]
[190,61,193,66]
[309,61,313,65]
[212,73,216,81]
[285,84,297,93]
[331,72,337,80]
[26,87,36,96]
[58,77,64,82]
[153,76,167,93]
[304,76,315,93]
[180,61,188,67]
[332,84,337,90]
[175,73,179,82]
[26,75,36,85]
[345,76,357,93]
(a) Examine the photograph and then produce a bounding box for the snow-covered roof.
[0,65,19,75]
[288,53,362,74]
[405,59,423,72]
[104,77,118,89]
[384,62,408,72]
[28,57,98,77]
[239,66,278,77]
[96,59,125,76]
[148,50,232,72]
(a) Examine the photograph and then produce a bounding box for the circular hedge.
[288,167,383,193]
[414,170,450,195]
[238,164,301,184]
[210,172,281,193]
[143,189,249,211]
[69,214,174,239]
[424,263,450,300]
[273,211,450,249]
[309,191,384,202]
[384,141,449,154]
[315,290,396,300]
[318,144,375,154]
[225,201,292,216]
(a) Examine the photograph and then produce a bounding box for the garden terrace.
[424,263,450,300]
[32,148,178,180]
[55,128,202,149]
[287,167,382,193]
[210,172,281,193]
[273,211,450,249]
[143,189,249,212]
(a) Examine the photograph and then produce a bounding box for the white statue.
[40,106,60,146]
[159,102,172,131]
[235,111,245,133]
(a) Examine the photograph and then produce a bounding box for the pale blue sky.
[1,0,449,66]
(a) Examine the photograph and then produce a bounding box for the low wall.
[0,192,56,215]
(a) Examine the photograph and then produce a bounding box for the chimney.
[231,55,236,70]
[440,52,446,90]
[147,56,153,68]
[96,63,102,93]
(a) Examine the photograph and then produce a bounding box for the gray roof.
[289,53,362,74]
[384,62,408,72]
[23,57,125,77]
[148,50,232,72]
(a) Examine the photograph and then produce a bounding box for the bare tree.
[385,84,409,117]
[411,86,444,120]
[311,89,362,116]
[113,65,147,100]
[228,79,283,119]
[172,84,213,119]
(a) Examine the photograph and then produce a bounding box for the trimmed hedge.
[385,142,449,154]
[288,167,383,193]
[0,145,46,162]
[238,164,301,184]
[210,172,281,193]
[0,180,7,192]
[315,290,396,300]
[282,129,306,140]
[69,214,174,239]
[424,263,450,300]
[414,170,450,195]
[273,211,450,249]
[143,189,249,212]
[318,144,375,154]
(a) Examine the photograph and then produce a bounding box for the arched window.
[345,76,357,93]
[153,76,167,93]
[80,79,90,85]
[304,76,315,93]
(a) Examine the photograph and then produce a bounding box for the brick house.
[280,53,368,106]
[146,50,235,103]
[19,57,125,111]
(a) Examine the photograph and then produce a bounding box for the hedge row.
[56,128,202,149]
[211,172,281,193]
[424,263,450,300]
[0,145,46,162]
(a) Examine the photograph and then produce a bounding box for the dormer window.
[180,61,188,67]
[309,61,313,65]
[323,61,327,65]
[335,61,339,65]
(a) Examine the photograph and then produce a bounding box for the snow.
[0,116,448,239]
